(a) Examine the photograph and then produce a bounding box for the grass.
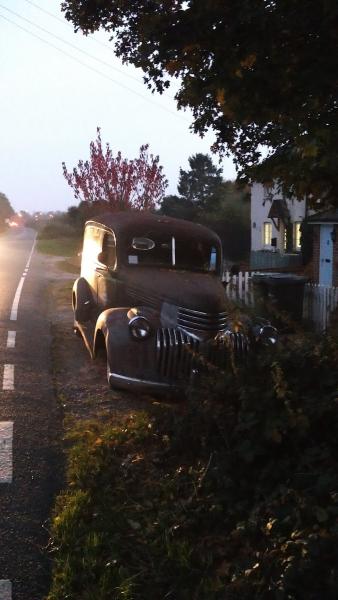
[56,258,81,274]
[37,236,82,258]
[47,408,215,600]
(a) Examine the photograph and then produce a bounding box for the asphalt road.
[0,227,62,600]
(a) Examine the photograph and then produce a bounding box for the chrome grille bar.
[177,307,229,332]
[178,308,228,317]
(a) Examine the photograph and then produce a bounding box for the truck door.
[81,224,102,303]
[97,231,120,310]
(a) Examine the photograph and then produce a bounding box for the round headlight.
[129,316,152,340]
[258,325,278,346]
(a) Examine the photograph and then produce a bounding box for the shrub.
[48,332,338,599]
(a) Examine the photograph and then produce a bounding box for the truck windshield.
[126,235,219,274]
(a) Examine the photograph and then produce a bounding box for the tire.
[94,330,112,389]
[73,278,93,323]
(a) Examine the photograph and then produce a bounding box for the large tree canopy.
[61,1,338,208]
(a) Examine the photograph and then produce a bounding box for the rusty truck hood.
[120,267,227,314]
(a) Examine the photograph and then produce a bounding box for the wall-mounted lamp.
[330,228,336,243]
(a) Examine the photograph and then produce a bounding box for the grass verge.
[37,236,82,258]
[47,332,338,600]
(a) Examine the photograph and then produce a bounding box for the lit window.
[294,222,302,250]
[263,222,272,246]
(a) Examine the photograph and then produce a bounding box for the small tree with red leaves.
[62,128,168,211]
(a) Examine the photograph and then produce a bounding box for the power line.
[0,2,175,100]
[19,0,176,97]
[22,0,118,53]
[0,12,189,122]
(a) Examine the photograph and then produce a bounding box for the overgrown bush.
[48,333,338,600]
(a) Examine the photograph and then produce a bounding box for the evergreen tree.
[177,154,223,211]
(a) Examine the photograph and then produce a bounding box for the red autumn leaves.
[62,128,168,211]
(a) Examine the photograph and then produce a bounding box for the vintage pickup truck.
[72,212,277,392]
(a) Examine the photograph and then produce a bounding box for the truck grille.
[211,331,250,362]
[156,328,249,379]
[156,328,199,379]
[177,307,228,332]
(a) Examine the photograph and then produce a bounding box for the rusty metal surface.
[86,211,221,246]
[74,212,249,391]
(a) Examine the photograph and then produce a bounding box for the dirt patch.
[44,255,156,423]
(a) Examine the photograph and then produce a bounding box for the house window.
[294,222,302,250]
[263,222,272,246]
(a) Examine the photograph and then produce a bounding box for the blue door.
[319,225,333,286]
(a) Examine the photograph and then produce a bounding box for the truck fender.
[93,308,130,358]
[93,306,161,358]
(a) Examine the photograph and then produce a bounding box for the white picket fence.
[223,270,338,331]
[223,270,256,306]
[303,283,338,331]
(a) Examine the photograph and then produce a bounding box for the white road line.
[3,365,14,391]
[0,423,13,484]
[25,237,36,269]
[6,332,16,349]
[10,237,36,322]
[9,277,25,322]
[0,580,12,599]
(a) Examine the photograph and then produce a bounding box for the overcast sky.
[0,0,236,213]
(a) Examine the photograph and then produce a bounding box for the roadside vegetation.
[37,236,81,258]
[0,191,14,230]
[47,329,338,600]
[36,210,81,261]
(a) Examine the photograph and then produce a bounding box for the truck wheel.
[73,278,92,323]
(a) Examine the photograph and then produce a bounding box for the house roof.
[267,199,290,224]
[86,211,221,246]
[306,208,338,225]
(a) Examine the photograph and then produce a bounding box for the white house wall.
[251,183,306,252]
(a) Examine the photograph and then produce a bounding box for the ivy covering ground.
[48,332,338,600]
